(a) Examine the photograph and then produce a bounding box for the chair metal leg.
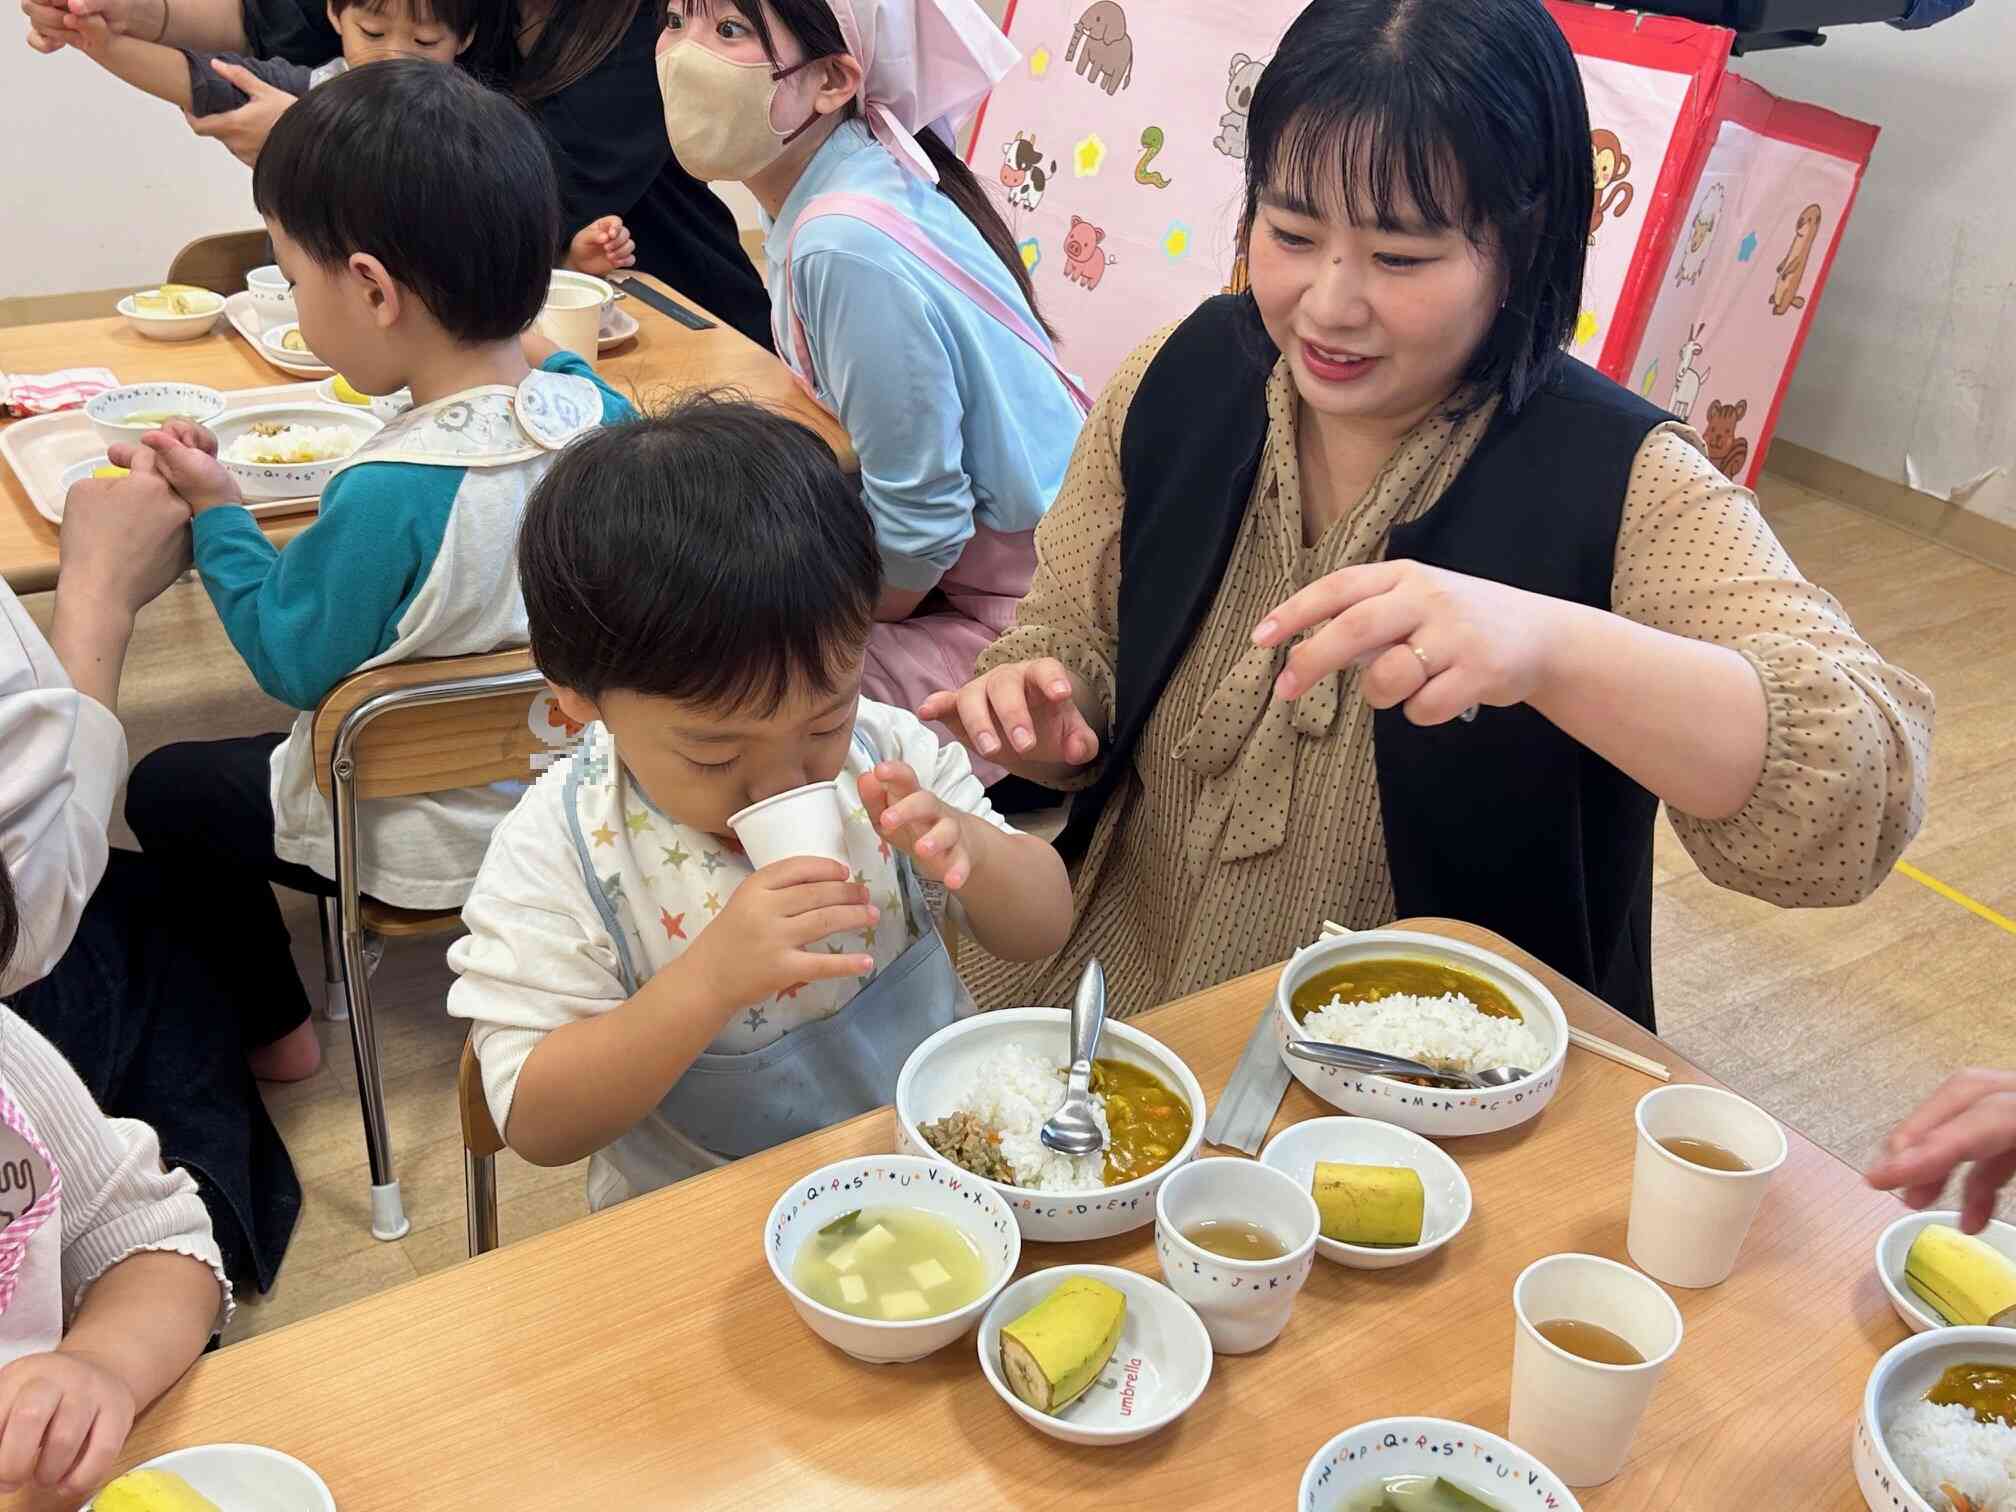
[465,1150,500,1258]
[338,909,409,1241]
[316,897,350,1023]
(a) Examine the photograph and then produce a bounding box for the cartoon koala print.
[1215,53,1266,160]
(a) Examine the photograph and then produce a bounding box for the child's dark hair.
[332,0,486,39]
[519,395,883,711]
[1243,0,1589,413]
[252,60,559,344]
[681,0,1053,341]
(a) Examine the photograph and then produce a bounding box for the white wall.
[0,37,767,301]
[1738,6,2016,524]
[2,40,262,298]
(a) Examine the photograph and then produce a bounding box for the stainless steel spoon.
[1284,1039,1530,1091]
[1040,960,1108,1156]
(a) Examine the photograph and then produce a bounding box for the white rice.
[222,424,359,465]
[948,1041,1111,1193]
[1301,991,1547,1076]
[1888,1398,2016,1510]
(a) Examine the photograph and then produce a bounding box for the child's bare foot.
[250,1021,322,1083]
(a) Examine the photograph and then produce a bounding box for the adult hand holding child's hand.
[683,858,879,1012]
[141,419,239,514]
[59,445,193,617]
[859,760,975,890]
[22,0,139,54]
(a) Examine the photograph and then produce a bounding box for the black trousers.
[10,850,302,1291]
[123,734,336,1051]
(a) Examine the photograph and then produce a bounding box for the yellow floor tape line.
[1897,861,2016,937]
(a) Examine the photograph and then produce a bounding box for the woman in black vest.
[921,0,1931,1029]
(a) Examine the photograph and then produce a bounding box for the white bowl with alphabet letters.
[976,1264,1212,1446]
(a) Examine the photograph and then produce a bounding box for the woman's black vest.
[1056,296,1672,1027]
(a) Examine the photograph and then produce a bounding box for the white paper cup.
[1508,1253,1683,1487]
[729,781,850,871]
[1153,1157,1318,1354]
[1627,1084,1787,1289]
[536,280,603,364]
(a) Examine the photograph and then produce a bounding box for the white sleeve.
[446,777,630,1137]
[0,585,125,995]
[0,1009,231,1331]
[854,699,1015,835]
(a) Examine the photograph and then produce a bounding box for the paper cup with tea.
[536,278,604,364]
[729,782,851,871]
[1627,1083,1787,1289]
[1508,1252,1683,1487]
[1153,1157,1319,1355]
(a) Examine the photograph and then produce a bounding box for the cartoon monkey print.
[1589,130,1634,247]
[1770,203,1824,317]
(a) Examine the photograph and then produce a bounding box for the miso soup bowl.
[1275,928,1569,1139]
[1300,1417,1582,1512]
[895,1007,1208,1244]
[764,1153,1020,1365]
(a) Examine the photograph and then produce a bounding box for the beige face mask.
[657,41,822,184]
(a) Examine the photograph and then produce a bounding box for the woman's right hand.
[918,659,1101,785]
[185,60,296,165]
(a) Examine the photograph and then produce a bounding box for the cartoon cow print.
[999,132,1056,214]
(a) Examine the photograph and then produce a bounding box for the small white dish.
[315,376,413,420]
[1276,928,1570,1138]
[763,1153,1019,1365]
[1153,1156,1318,1353]
[85,383,227,449]
[117,290,225,342]
[59,455,120,495]
[1855,1324,2016,1512]
[259,320,321,362]
[1261,1116,1473,1270]
[1877,1210,2016,1335]
[87,1443,335,1511]
[895,1007,1208,1243]
[977,1263,1211,1446]
[210,402,381,502]
[1300,1417,1583,1511]
[599,308,640,349]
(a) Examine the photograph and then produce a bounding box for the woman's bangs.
[1259,89,1479,240]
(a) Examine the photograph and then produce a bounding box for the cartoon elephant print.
[1066,0,1133,95]
[1214,53,1266,160]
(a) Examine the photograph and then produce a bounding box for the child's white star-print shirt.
[447,699,1013,1152]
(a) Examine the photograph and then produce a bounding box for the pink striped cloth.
[0,368,119,418]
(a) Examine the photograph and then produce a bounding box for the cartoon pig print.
[1062,216,1115,290]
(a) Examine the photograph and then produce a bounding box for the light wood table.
[89,920,1903,1509]
[0,278,851,594]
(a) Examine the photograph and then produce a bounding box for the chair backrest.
[311,649,572,802]
[459,1038,507,1159]
[166,230,274,294]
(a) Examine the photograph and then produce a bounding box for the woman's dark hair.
[0,860,16,987]
[1242,0,1590,412]
[686,0,1054,339]
[253,59,560,344]
[519,395,883,710]
[333,0,487,39]
[503,0,646,103]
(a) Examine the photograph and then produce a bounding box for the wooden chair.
[165,230,273,293]
[310,648,559,1241]
[459,1038,505,1257]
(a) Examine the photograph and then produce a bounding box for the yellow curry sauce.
[1090,1058,1190,1186]
[1289,957,1522,1024]
[1927,1362,2016,1427]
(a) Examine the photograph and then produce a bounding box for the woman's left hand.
[184,61,295,166]
[1253,559,1570,724]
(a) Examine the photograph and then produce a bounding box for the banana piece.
[998,1276,1127,1414]
[1905,1222,2016,1328]
[1313,1161,1425,1247]
[94,1468,222,1512]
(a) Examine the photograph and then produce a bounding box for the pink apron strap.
[777,191,1094,416]
[0,1085,63,1315]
